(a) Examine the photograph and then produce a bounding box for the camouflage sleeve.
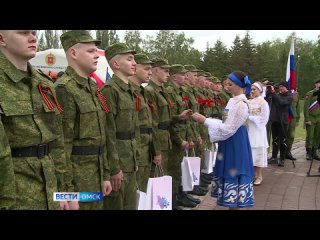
[186,120,196,142]
[55,86,76,192]
[102,86,121,176]
[0,114,16,209]
[50,110,68,192]
[304,92,311,122]
[151,130,161,156]
[296,94,301,122]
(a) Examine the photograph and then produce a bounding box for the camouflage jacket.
[55,66,110,192]
[131,82,161,158]
[0,52,66,209]
[145,81,172,151]
[102,74,139,175]
[166,81,188,146]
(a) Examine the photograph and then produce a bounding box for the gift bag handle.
[154,164,165,177]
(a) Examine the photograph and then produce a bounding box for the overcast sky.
[116,30,320,52]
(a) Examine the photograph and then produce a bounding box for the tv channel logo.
[54,192,103,202]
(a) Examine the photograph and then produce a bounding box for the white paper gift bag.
[187,156,201,185]
[202,143,218,174]
[181,156,194,191]
[136,190,147,210]
[145,174,172,210]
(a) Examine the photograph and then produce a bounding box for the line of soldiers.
[0,30,230,210]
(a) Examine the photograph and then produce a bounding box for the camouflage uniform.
[145,59,172,175]
[55,67,110,210]
[102,43,138,210]
[131,54,161,192]
[287,91,300,154]
[0,113,15,210]
[0,52,66,210]
[304,87,320,158]
[166,65,188,195]
[55,30,110,210]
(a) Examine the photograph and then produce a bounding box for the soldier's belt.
[116,131,135,140]
[158,123,170,130]
[11,142,52,159]
[71,145,104,155]
[140,127,153,134]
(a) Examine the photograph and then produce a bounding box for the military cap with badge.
[60,30,101,52]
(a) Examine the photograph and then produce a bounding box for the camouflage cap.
[151,58,171,69]
[184,65,200,72]
[105,43,136,61]
[60,30,101,52]
[197,71,207,77]
[134,53,153,65]
[169,64,187,75]
[205,72,212,77]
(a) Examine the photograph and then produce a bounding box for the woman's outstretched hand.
[191,112,206,124]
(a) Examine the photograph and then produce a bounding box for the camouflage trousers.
[168,144,185,195]
[103,171,137,210]
[137,164,151,193]
[13,156,60,210]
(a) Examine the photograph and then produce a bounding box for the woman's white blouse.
[204,94,249,142]
[247,96,270,129]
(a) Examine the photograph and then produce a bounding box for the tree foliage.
[36,30,320,97]
[95,30,119,50]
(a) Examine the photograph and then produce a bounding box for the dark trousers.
[271,121,288,159]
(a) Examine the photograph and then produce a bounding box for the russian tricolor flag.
[286,39,295,122]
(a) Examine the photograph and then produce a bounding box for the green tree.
[124,30,142,53]
[95,30,119,49]
[229,35,243,71]
[240,31,257,78]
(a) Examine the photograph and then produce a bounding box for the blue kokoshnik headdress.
[228,72,252,95]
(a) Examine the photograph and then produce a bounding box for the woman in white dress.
[247,82,270,185]
[192,71,254,209]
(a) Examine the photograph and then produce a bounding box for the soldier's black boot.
[306,148,313,160]
[279,143,287,167]
[312,147,320,160]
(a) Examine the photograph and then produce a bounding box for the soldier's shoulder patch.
[55,75,72,87]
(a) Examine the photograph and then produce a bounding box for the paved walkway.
[194,140,320,210]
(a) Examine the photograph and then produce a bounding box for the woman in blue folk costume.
[191,70,254,209]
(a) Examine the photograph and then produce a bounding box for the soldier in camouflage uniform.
[166,64,200,208]
[0,30,68,210]
[304,80,320,160]
[145,58,172,175]
[55,30,112,210]
[286,90,300,160]
[145,58,191,178]
[129,53,161,192]
[102,43,139,210]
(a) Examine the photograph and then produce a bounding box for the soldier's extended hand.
[191,112,206,124]
[153,154,162,165]
[111,171,123,192]
[305,121,312,126]
[68,201,80,210]
[179,109,193,120]
[197,137,203,145]
[188,141,195,149]
[181,140,189,150]
[103,180,112,196]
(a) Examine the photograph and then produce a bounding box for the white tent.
[30,48,113,83]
